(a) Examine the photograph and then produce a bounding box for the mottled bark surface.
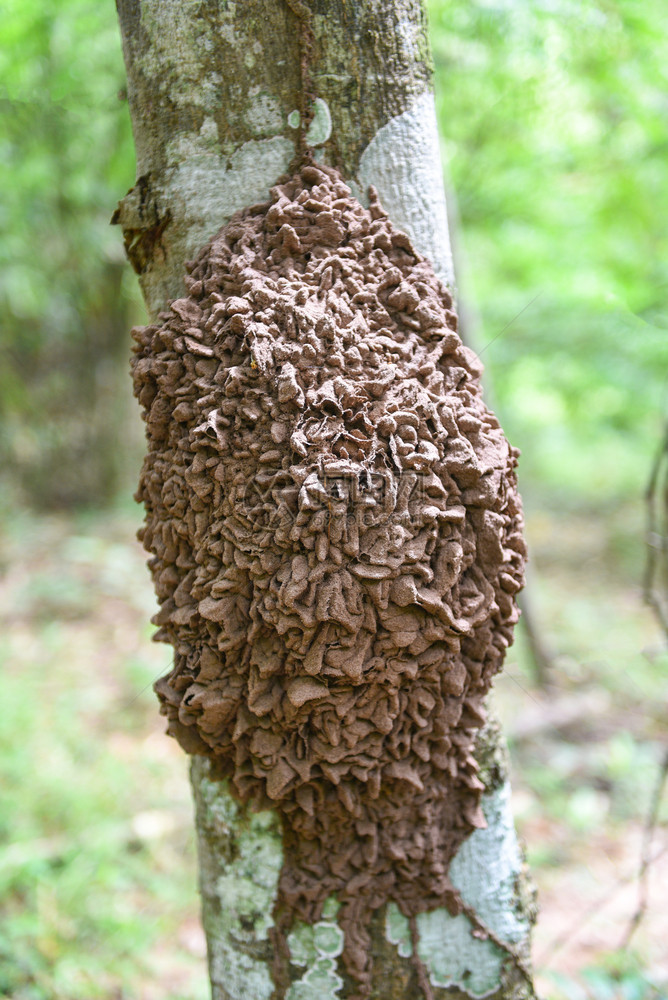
[190,721,535,1000]
[115,0,432,316]
[115,1,536,997]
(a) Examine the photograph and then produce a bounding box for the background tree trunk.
[114,1,537,997]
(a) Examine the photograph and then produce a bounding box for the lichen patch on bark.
[132,162,526,997]
[286,897,345,999]
[191,757,283,1000]
[403,782,530,997]
[305,97,332,145]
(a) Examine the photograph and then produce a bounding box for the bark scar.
[111,173,171,275]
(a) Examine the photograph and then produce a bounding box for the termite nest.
[132,161,526,997]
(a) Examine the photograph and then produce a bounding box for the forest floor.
[0,499,666,1000]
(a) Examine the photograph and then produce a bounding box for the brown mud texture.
[131,162,526,997]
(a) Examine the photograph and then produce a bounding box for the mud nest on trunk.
[131,161,526,996]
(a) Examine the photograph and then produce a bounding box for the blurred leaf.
[429,0,668,508]
[0,0,142,507]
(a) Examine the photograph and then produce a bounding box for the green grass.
[0,511,208,1000]
[1,502,666,998]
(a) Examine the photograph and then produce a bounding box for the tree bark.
[114,2,537,997]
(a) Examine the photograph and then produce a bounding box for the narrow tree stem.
[115,2,536,997]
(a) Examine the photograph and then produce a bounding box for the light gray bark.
[114,0,433,315]
[114,2,537,997]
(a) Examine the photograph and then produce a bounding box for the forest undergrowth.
[0,496,665,1000]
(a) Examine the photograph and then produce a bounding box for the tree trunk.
[114,2,536,997]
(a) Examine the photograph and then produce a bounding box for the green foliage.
[0,512,208,999]
[1,2,667,996]
[428,0,668,506]
[2,0,666,512]
[0,0,140,507]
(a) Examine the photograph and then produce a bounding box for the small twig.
[502,668,544,708]
[478,293,542,356]
[457,898,535,991]
[625,416,668,949]
[644,420,668,636]
[121,665,170,709]
[537,841,668,967]
[619,746,668,950]
[518,572,555,689]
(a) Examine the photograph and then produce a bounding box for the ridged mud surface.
[132,163,526,996]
